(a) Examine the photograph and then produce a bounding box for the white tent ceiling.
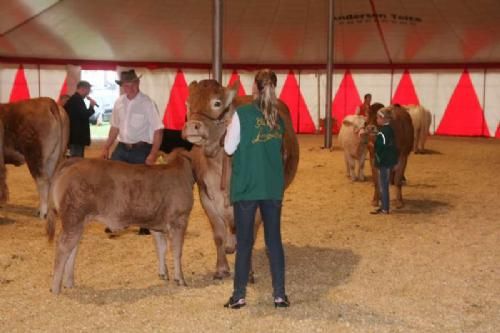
[1,0,500,67]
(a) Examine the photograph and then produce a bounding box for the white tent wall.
[0,64,19,103]
[352,70,393,106]
[298,71,321,129]
[23,65,39,99]
[484,70,500,137]
[39,65,68,100]
[1,63,499,137]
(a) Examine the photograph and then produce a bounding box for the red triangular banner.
[436,70,490,137]
[495,123,500,139]
[392,70,420,105]
[59,77,68,98]
[163,70,189,130]
[9,66,30,102]
[228,71,246,96]
[278,71,316,133]
[331,70,362,134]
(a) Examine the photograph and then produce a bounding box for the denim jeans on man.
[378,166,391,212]
[232,200,285,300]
[111,142,151,164]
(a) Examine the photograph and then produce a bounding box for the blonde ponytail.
[255,70,279,129]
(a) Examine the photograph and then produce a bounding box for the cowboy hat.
[115,69,142,85]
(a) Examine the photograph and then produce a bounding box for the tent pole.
[212,0,223,83]
[324,0,334,148]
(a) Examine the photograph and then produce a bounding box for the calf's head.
[182,80,238,157]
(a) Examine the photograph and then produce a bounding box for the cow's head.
[343,115,369,143]
[182,80,239,157]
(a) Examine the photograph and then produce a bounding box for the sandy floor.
[0,135,498,333]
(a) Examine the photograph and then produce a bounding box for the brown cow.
[46,150,199,294]
[182,77,299,279]
[0,97,69,217]
[367,103,414,208]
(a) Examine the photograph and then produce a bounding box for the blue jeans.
[69,144,85,158]
[111,142,151,164]
[232,200,285,300]
[378,166,391,212]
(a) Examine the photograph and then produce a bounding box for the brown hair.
[254,69,279,129]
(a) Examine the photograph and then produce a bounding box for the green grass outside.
[90,123,111,140]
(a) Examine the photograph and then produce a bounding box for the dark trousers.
[111,142,151,164]
[69,144,84,158]
[232,200,285,300]
[378,166,391,212]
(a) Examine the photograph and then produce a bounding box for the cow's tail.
[0,117,8,204]
[48,99,69,164]
[46,195,57,242]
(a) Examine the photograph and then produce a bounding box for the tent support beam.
[212,0,223,83]
[324,0,334,149]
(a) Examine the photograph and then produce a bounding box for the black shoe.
[137,228,150,235]
[274,295,290,308]
[224,297,246,309]
[370,208,389,215]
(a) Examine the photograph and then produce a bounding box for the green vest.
[230,104,285,202]
[375,124,399,167]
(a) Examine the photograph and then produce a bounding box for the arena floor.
[0,135,498,333]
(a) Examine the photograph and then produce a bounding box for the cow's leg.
[151,231,169,281]
[201,198,231,279]
[35,176,50,219]
[414,130,420,153]
[343,152,350,178]
[358,149,367,181]
[347,154,356,181]
[170,218,188,286]
[368,148,380,206]
[393,156,408,208]
[62,244,79,288]
[51,227,83,294]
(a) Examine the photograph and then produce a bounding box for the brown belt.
[119,141,151,150]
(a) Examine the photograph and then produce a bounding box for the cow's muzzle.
[182,120,207,144]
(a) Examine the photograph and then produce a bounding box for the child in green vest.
[371,108,399,214]
[223,70,289,309]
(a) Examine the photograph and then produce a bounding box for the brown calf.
[46,150,198,294]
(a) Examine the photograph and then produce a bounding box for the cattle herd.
[0,82,430,294]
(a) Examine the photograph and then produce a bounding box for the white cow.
[338,115,369,181]
[405,105,432,154]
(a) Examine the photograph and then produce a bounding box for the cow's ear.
[342,119,353,127]
[188,81,198,92]
[224,81,239,109]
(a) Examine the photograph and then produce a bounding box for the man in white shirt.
[102,69,164,235]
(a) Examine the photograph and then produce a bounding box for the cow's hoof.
[175,279,187,287]
[394,200,404,209]
[158,274,169,281]
[213,271,230,280]
[225,246,235,254]
[248,272,255,284]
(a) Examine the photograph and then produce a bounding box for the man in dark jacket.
[64,80,97,157]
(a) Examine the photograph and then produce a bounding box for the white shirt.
[111,92,164,144]
[224,112,240,155]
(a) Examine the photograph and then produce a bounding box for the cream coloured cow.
[338,115,369,181]
[0,98,69,217]
[405,105,432,154]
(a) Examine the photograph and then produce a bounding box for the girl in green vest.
[223,70,289,309]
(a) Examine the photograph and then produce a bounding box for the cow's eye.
[213,100,222,108]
